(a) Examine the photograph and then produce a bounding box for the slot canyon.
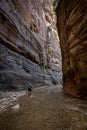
[0,0,87,130]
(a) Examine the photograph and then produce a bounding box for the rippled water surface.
[0,85,87,130]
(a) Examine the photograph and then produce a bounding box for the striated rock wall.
[0,0,62,90]
[55,0,87,97]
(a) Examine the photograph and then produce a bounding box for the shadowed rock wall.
[56,0,87,97]
[0,0,62,90]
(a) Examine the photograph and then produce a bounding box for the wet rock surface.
[0,85,87,130]
[0,91,26,112]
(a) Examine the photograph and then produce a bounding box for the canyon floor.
[0,85,87,130]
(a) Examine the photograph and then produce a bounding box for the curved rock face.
[56,0,87,97]
[0,0,62,90]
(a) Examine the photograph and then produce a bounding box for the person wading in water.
[27,83,33,97]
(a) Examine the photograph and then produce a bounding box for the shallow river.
[0,85,87,130]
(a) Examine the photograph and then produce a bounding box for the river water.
[0,85,87,130]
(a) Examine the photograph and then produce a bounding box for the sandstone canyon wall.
[0,0,62,90]
[55,0,87,97]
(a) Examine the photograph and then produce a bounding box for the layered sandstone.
[0,0,62,90]
[55,0,87,97]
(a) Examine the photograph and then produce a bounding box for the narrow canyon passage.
[0,85,87,130]
[0,0,87,130]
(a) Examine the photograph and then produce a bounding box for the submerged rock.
[12,104,20,110]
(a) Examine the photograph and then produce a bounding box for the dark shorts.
[28,88,32,91]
